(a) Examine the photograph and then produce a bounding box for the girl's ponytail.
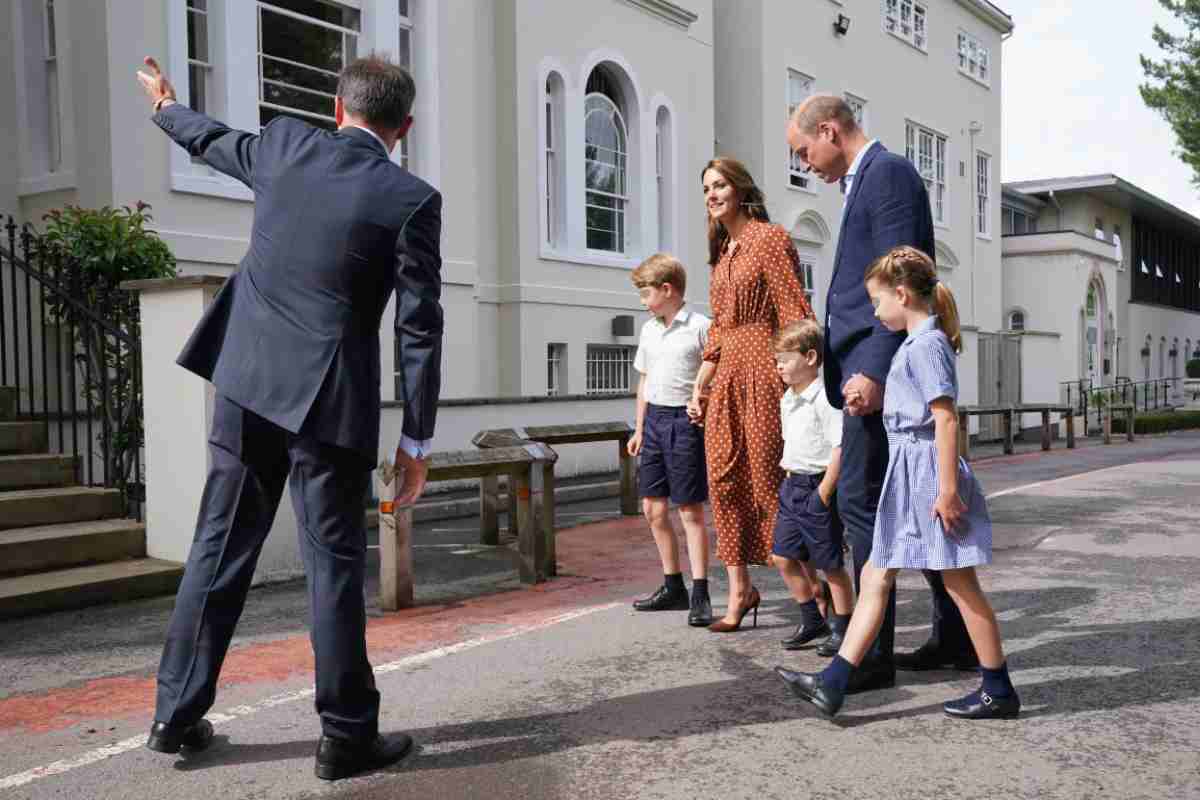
[932,281,962,354]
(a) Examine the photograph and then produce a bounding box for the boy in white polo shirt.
[772,320,854,656]
[628,254,713,627]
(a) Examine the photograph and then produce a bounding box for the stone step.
[0,421,47,455]
[0,558,184,620]
[0,387,15,421]
[0,486,124,530]
[0,519,146,576]
[0,453,76,489]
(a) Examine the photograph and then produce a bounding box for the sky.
[1000,0,1200,217]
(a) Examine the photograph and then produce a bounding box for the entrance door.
[977,333,1023,441]
[1086,284,1101,388]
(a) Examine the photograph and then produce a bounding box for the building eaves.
[1004,174,1200,234]
[955,0,1014,34]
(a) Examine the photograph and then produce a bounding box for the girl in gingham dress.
[775,246,1020,720]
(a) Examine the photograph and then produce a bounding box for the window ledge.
[957,69,991,89]
[976,232,993,241]
[540,246,641,270]
[18,171,77,197]
[884,30,928,54]
[935,222,952,232]
[786,182,819,196]
[171,172,254,202]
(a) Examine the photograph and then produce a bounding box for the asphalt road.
[2,433,1199,799]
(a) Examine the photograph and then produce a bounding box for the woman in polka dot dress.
[688,158,814,632]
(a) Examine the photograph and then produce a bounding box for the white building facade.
[2,0,1015,453]
[1003,175,1200,413]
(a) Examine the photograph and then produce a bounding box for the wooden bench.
[1103,403,1135,444]
[957,404,1075,461]
[473,422,639,533]
[375,443,558,610]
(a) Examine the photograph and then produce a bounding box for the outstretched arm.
[137,56,259,187]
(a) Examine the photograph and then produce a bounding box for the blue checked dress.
[871,316,992,570]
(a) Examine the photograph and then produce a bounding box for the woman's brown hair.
[700,157,770,266]
[865,245,963,353]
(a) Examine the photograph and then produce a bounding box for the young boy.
[772,320,854,655]
[628,253,713,627]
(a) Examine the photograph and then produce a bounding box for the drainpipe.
[968,121,982,325]
[1048,189,1063,231]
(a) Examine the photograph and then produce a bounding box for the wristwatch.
[153,96,176,114]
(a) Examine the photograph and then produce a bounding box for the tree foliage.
[1141,1,1200,186]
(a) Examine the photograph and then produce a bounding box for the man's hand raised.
[136,56,177,112]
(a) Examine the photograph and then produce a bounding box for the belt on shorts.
[888,428,937,445]
[783,469,825,480]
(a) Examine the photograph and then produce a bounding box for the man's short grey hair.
[790,94,858,135]
[337,54,416,130]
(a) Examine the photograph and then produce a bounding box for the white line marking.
[0,601,620,791]
[984,462,1134,500]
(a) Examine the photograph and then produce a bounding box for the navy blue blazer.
[823,141,935,409]
[153,104,443,466]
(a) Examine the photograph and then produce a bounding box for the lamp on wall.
[833,13,850,35]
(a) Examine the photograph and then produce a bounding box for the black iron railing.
[0,216,143,519]
[1061,376,1180,432]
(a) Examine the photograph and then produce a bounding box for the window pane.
[261,8,353,75]
[260,0,361,31]
[398,26,411,68]
[261,105,336,131]
[187,8,209,62]
[398,0,410,18]
[262,55,339,96]
[188,64,208,113]
[263,81,334,117]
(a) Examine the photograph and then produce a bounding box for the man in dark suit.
[776,96,976,697]
[136,55,442,780]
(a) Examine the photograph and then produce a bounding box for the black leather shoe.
[780,620,831,650]
[633,584,689,611]
[315,732,415,781]
[943,689,1020,720]
[774,667,845,717]
[814,628,844,658]
[146,719,215,754]
[894,642,980,671]
[845,662,896,695]
[687,592,713,627]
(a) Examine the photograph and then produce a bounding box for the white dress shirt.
[841,138,880,205]
[780,378,844,474]
[351,124,391,154]
[633,307,710,407]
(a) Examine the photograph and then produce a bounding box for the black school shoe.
[943,689,1020,720]
[894,642,980,671]
[146,719,215,754]
[780,620,831,650]
[314,733,415,781]
[633,584,690,611]
[687,591,714,626]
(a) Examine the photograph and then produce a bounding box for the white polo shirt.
[780,378,844,474]
[633,307,710,407]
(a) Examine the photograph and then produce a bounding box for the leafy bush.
[1187,359,1200,379]
[40,203,176,290]
[1111,409,1200,435]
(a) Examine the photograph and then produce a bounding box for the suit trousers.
[837,412,972,663]
[154,394,379,741]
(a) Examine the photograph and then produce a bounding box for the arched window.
[655,105,673,252]
[543,72,566,247]
[1008,310,1025,331]
[1160,337,1167,378]
[1143,335,1152,381]
[584,68,628,253]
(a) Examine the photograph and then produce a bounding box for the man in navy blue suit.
[777,96,976,696]
[136,55,442,780]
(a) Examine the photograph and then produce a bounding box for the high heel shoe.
[708,587,760,632]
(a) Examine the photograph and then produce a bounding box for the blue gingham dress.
[871,316,992,570]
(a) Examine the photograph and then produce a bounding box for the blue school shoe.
[943,689,1021,720]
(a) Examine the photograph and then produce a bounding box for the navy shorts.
[772,471,845,570]
[638,403,708,506]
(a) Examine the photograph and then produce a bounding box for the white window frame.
[655,105,675,253]
[584,92,630,255]
[883,0,928,53]
[1094,217,1105,241]
[905,120,947,226]
[844,92,868,134]
[166,0,437,203]
[1114,224,1124,269]
[585,345,637,395]
[956,29,990,87]
[786,69,816,193]
[396,2,414,170]
[11,0,76,196]
[795,258,816,306]
[547,343,567,396]
[975,151,991,239]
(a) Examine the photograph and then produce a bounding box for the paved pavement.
[1,432,1199,799]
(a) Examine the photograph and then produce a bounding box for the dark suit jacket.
[824,141,935,409]
[153,104,443,466]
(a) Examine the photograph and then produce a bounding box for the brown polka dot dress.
[703,220,814,566]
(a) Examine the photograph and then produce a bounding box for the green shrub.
[1111,409,1200,435]
[1187,359,1200,379]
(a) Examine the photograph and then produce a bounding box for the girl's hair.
[700,157,770,266]
[865,245,962,353]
